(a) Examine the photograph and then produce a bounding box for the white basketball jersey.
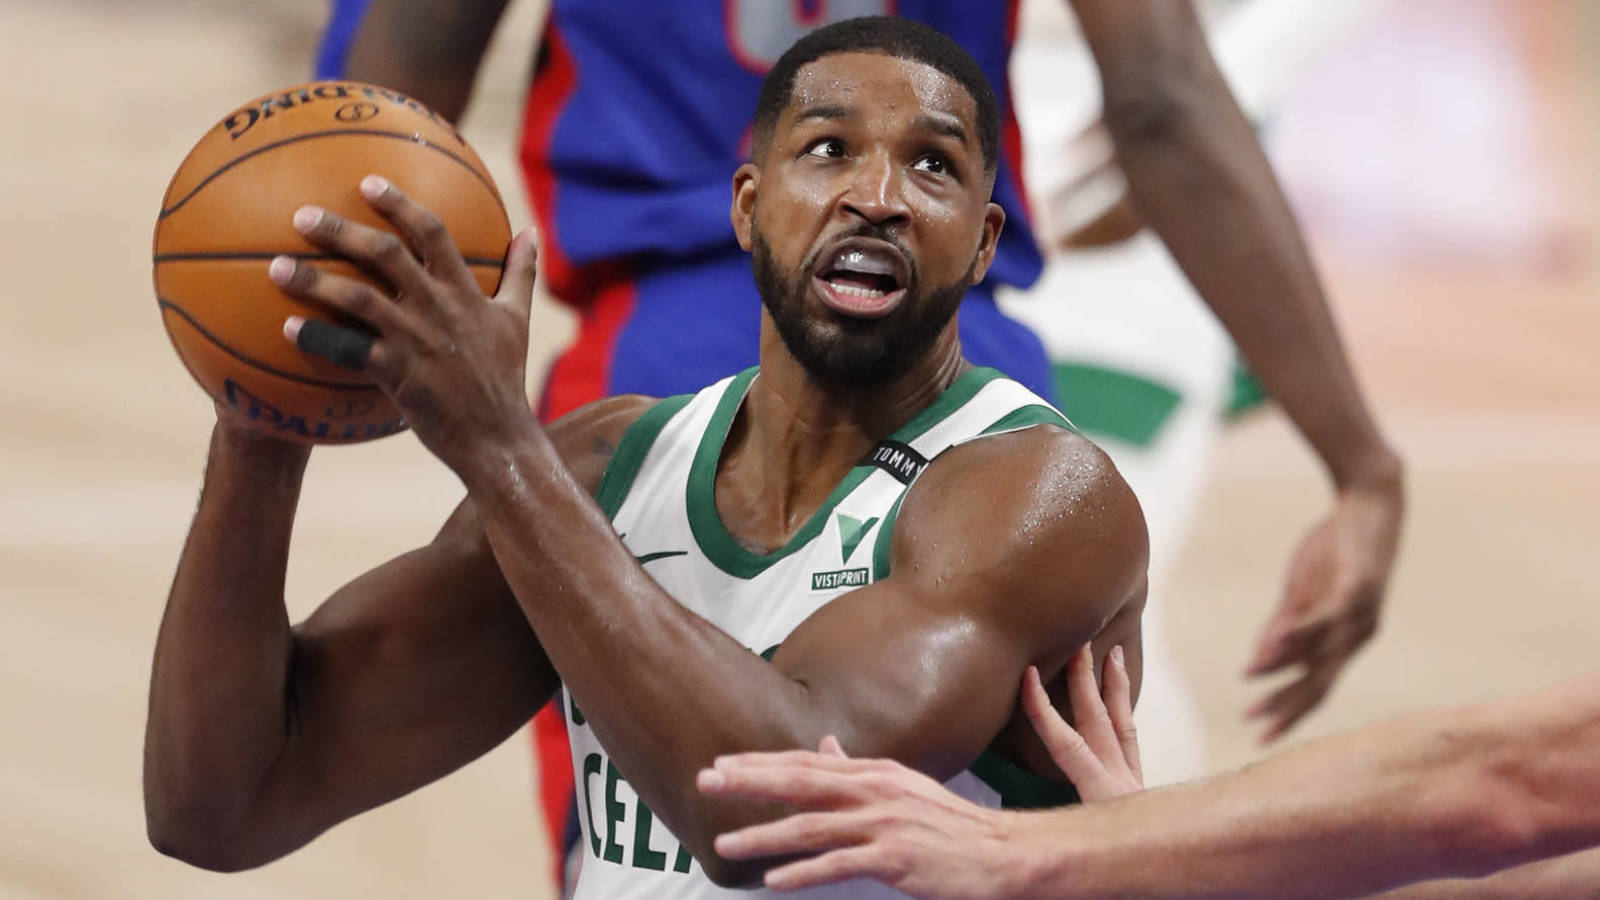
[567,366,1077,900]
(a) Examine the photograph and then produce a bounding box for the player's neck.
[713,318,964,551]
[749,323,968,448]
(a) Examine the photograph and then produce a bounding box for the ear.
[730,162,760,252]
[967,201,1007,285]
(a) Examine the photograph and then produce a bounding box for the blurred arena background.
[1,0,1596,896]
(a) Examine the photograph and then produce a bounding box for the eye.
[804,138,846,159]
[912,154,949,175]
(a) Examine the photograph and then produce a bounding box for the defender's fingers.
[715,809,874,860]
[1065,645,1120,760]
[1104,646,1142,783]
[699,762,881,809]
[285,317,375,372]
[269,255,408,335]
[291,204,434,302]
[358,176,475,287]
[818,735,849,758]
[764,844,896,892]
[711,748,891,775]
[1022,665,1098,778]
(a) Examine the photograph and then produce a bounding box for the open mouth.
[813,240,909,319]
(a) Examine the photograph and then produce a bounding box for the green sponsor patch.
[812,567,869,591]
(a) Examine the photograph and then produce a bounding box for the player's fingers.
[764,844,897,892]
[1250,667,1335,744]
[268,255,409,335]
[1065,645,1120,760]
[1247,614,1333,678]
[495,227,540,321]
[291,204,433,303]
[284,317,374,372]
[819,735,849,758]
[1021,665,1100,781]
[358,175,475,288]
[714,809,873,860]
[1103,646,1143,785]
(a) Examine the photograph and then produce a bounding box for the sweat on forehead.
[749,16,1000,172]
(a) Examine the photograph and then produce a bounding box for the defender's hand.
[268,175,540,474]
[1021,645,1143,802]
[1246,479,1403,743]
[700,737,1029,898]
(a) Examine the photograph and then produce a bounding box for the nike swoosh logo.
[635,550,689,565]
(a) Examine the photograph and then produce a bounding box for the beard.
[751,225,973,387]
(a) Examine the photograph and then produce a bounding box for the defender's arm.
[707,670,1600,899]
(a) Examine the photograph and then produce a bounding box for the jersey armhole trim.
[981,403,1076,435]
[871,401,1073,580]
[593,394,694,518]
[969,748,1082,809]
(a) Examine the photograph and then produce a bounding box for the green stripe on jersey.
[593,394,693,517]
[872,402,1073,580]
[1051,362,1179,448]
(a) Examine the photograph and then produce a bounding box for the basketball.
[152,81,512,444]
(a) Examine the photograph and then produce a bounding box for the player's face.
[734,52,1005,385]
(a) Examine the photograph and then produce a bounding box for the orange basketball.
[152,81,512,444]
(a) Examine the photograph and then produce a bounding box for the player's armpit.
[770,426,1149,782]
[542,393,661,496]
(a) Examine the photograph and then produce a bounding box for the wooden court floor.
[1,0,1595,896]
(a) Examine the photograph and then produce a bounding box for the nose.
[840,149,911,229]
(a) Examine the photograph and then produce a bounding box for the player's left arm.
[1067,0,1405,741]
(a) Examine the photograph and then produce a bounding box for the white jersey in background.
[566,366,1077,900]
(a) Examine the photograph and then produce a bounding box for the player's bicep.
[769,581,1028,778]
[771,428,1148,780]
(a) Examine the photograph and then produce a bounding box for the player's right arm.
[334,0,516,123]
[143,396,649,872]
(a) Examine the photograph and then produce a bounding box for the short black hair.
[750,16,1000,175]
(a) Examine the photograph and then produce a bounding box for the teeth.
[830,282,887,299]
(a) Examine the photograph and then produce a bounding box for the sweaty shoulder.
[546,394,661,496]
[891,425,1149,654]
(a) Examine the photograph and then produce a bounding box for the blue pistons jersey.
[319,0,1054,412]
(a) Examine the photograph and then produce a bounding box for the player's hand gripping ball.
[152,81,512,444]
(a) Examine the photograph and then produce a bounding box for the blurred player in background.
[316,0,1404,891]
[1004,0,1395,784]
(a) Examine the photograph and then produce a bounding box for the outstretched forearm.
[1019,674,1600,900]
[1073,0,1398,489]
[342,0,512,123]
[144,427,309,868]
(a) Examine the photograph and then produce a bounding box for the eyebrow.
[914,113,969,147]
[791,104,855,125]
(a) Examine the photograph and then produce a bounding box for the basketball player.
[318,0,1405,875]
[702,659,1600,899]
[146,19,1150,895]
